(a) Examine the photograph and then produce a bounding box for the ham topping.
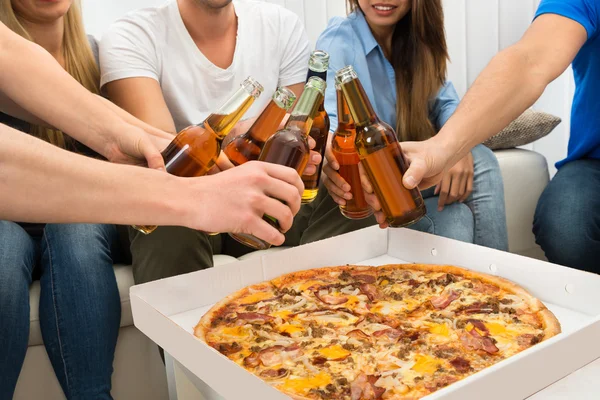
[473,280,500,294]
[466,319,489,335]
[460,301,496,315]
[449,357,472,373]
[235,312,275,324]
[258,344,303,367]
[460,331,499,354]
[347,329,371,341]
[314,290,349,305]
[372,328,403,341]
[431,290,460,309]
[359,283,382,302]
[260,368,289,379]
[351,374,385,400]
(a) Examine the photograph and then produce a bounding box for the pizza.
[195,264,560,399]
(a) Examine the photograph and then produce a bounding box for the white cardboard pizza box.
[130,226,600,400]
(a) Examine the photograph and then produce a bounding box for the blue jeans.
[411,145,509,251]
[0,222,121,399]
[533,159,600,273]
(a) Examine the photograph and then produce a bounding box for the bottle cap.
[306,76,327,95]
[335,65,358,86]
[241,76,264,99]
[308,50,330,73]
[273,87,297,111]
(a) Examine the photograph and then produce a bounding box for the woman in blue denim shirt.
[318,0,508,250]
[0,0,121,398]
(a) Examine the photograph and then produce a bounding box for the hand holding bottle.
[194,161,303,245]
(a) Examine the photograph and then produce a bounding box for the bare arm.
[403,14,588,189]
[0,22,164,168]
[104,77,178,134]
[0,123,303,245]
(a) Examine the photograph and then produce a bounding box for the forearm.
[96,95,174,140]
[434,45,548,165]
[0,24,125,154]
[0,124,185,226]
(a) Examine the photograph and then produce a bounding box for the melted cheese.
[240,292,272,305]
[220,326,250,338]
[298,280,325,291]
[429,323,450,337]
[485,321,528,339]
[272,310,292,319]
[319,345,351,360]
[278,324,304,335]
[372,299,420,315]
[412,354,442,375]
[281,372,332,393]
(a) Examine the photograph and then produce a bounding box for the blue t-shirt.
[535,0,600,168]
[315,11,459,135]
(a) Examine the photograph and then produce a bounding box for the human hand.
[101,122,166,170]
[191,161,303,245]
[322,137,352,205]
[434,152,474,211]
[399,139,458,191]
[358,163,389,229]
[207,151,235,175]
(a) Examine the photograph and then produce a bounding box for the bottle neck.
[204,90,256,140]
[340,77,378,127]
[246,100,287,142]
[285,87,323,136]
[336,88,355,132]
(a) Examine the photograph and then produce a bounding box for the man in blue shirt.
[398,0,600,272]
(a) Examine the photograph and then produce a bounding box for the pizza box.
[130,226,600,400]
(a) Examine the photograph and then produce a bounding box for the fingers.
[259,196,295,232]
[254,162,304,196]
[324,141,339,171]
[308,136,317,150]
[358,163,373,193]
[264,175,302,217]
[460,173,474,203]
[140,137,166,171]
[437,177,451,211]
[215,151,235,172]
[246,217,286,247]
[323,165,350,205]
[447,174,465,205]
[403,157,428,190]
[365,191,381,213]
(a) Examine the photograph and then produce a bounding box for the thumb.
[141,139,166,171]
[403,157,428,190]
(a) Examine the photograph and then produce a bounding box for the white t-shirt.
[100,0,310,132]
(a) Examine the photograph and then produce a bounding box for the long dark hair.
[347,1,449,141]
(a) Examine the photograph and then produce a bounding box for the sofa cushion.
[483,109,561,150]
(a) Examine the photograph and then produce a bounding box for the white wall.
[82,0,572,175]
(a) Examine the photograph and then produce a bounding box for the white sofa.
[14,148,549,400]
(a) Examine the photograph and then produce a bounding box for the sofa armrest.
[494,149,549,259]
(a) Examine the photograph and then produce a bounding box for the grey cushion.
[483,109,561,150]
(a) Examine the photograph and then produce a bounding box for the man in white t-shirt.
[100,0,350,285]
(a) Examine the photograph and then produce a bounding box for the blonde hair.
[0,0,100,148]
[347,0,449,142]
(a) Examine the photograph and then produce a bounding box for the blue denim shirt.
[316,11,460,135]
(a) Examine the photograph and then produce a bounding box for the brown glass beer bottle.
[223,87,296,166]
[332,82,373,220]
[301,50,331,204]
[335,66,426,228]
[133,77,264,234]
[229,76,326,250]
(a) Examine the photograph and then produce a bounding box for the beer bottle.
[229,76,326,250]
[223,87,296,166]
[133,77,264,235]
[332,82,373,220]
[335,66,426,228]
[301,50,331,204]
